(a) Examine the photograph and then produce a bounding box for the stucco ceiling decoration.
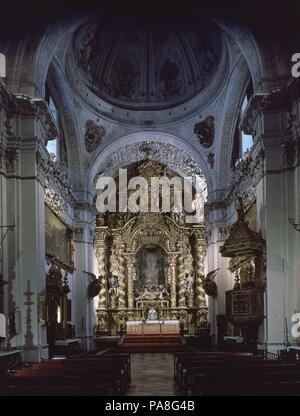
[92,141,207,196]
[73,16,225,111]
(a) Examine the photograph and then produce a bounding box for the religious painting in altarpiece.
[45,204,73,269]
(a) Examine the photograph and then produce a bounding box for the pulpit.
[220,194,266,354]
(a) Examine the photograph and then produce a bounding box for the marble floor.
[126,353,184,396]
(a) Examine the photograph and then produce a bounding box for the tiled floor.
[126,353,183,396]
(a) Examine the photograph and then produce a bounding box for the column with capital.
[203,194,231,345]
[238,87,300,351]
[14,96,57,361]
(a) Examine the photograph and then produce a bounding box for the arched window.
[45,84,68,166]
[231,80,254,168]
[46,95,59,156]
[240,94,253,156]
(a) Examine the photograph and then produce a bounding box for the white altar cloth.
[126,320,180,335]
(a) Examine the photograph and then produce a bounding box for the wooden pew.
[68,352,131,379]
[0,384,110,396]
[174,351,300,395]
[3,352,132,396]
[36,357,131,384]
[0,348,132,396]
[174,351,253,377]
[175,354,265,383]
[193,369,300,395]
[7,370,122,395]
[28,363,129,387]
[182,362,299,389]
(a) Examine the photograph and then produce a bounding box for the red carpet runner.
[120,333,186,352]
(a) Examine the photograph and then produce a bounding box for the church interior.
[1,0,300,396]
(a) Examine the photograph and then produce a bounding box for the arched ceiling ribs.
[215,55,251,191]
[46,58,84,189]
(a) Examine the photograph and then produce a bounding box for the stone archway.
[88,131,211,193]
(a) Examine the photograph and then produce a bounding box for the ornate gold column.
[177,240,187,307]
[194,228,206,307]
[108,246,118,309]
[95,227,109,310]
[168,253,178,308]
[125,254,136,310]
[115,239,126,310]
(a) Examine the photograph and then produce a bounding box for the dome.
[74,17,224,111]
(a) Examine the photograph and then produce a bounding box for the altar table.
[126,320,180,335]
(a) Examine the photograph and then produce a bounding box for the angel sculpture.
[83,271,104,298]
[201,268,219,298]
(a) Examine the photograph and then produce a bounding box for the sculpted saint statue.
[158,284,169,300]
[185,272,194,294]
[108,273,118,296]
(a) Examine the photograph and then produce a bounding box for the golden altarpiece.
[93,161,208,336]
